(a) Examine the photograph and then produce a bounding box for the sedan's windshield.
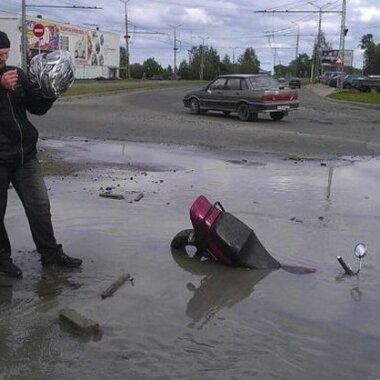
[249,76,279,89]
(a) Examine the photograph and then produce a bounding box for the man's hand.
[0,69,18,90]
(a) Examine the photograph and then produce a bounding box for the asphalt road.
[33,85,380,159]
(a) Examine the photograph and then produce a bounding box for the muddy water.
[1,139,380,379]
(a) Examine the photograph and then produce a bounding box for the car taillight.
[261,92,298,102]
[261,94,276,102]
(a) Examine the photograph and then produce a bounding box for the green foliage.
[178,60,191,80]
[188,45,221,80]
[130,63,144,79]
[360,34,380,75]
[289,53,312,78]
[237,47,260,74]
[142,58,163,79]
[273,64,288,78]
[163,65,173,80]
[328,91,380,105]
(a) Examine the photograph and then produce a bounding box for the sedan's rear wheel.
[237,103,252,121]
[269,111,285,121]
[190,98,200,114]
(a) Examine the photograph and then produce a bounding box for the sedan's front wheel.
[190,98,200,114]
[237,103,252,121]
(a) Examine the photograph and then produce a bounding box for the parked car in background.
[183,74,299,121]
[321,71,338,84]
[343,74,365,89]
[289,77,301,89]
[328,73,339,87]
[352,76,380,92]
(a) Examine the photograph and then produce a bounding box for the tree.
[162,65,173,80]
[237,48,260,74]
[273,64,288,78]
[288,53,312,78]
[360,34,380,75]
[142,58,163,78]
[178,60,191,80]
[188,45,221,80]
[130,63,144,79]
[220,54,233,74]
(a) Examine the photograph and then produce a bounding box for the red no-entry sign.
[33,23,45,38]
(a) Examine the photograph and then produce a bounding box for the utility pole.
[266,33,277,75]
[308,2,326,82]
[199,36,209,80]
[338,0,347,90]
[170,24,182,80]
[291,21,300,76]
[120,0,130,79]
[21,0,27,71]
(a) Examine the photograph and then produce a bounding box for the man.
[0,30,82,277]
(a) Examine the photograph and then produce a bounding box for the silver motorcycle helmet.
[29,50,75,98]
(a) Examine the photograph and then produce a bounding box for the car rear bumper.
[249,101,299,113]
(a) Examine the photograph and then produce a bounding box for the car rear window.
[249,76,279,89]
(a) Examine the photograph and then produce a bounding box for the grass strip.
[327,91,380,105]
[64,79,206,97]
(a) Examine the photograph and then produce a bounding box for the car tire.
[190,98,200,114]
[270,112,285,121]
[237,103,252,121]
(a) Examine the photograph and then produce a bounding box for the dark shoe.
[41,250,82,268]
[0,258,23,277]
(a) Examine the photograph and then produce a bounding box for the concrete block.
[59,308,100,336]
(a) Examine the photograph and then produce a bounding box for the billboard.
[321,49,354,66]
[27,19,60,51]
[26,17,119,68]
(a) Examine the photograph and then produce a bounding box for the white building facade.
[0,10,120,79]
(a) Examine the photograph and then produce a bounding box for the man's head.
[0,31,11,68]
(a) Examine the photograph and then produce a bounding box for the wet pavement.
[1,138,380,379]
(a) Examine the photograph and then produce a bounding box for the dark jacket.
[0,65,55,164]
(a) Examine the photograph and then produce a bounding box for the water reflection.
[36,267,82,302]
[0,285,13,306]
[171,247,274,329]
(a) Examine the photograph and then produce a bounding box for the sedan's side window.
[208,78,227,90]
[241,79,249,90]
[225,78,241,90]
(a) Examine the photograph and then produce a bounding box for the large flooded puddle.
[1,138,380,379]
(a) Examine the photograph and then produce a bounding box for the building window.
[60,36,69,51]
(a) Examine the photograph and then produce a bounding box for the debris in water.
[101,273,131,299]
[134,192,144,202]
[99,192,125,200]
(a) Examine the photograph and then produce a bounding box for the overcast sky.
[1,0,380,72]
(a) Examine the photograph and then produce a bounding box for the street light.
[169,24,182,80]
[291,21,300,76]
[308,1,331,81]
[120,0,130,79]
[199,36,209,80]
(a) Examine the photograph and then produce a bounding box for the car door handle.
[235,92,240,95]
[217,91,222,94]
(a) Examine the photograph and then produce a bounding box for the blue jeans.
[0,156,60,259]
